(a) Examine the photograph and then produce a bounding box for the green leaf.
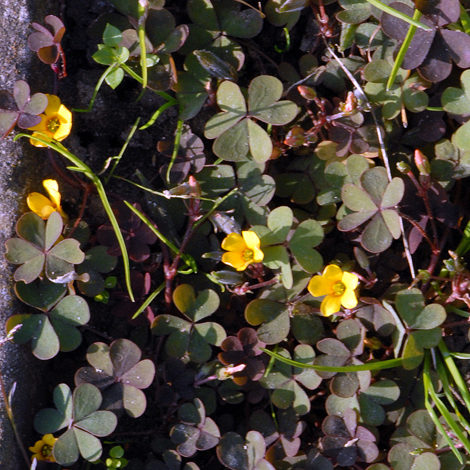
[402,334,424,370]
[74,383,102,421]
[31,315,60,360]
[361,213,393,253]
[53,428,80,466]
[73,427,103,461]
[247,118,273,163]
[105,67,124,89]
[341,184,377,212]
[245,299,290,344]
[213,118,251,162]
[173,284,220,322]
[103,23,122,47]
[261,206,293,245]
[289,219,324,273]
[442,69,470,115]
[263,245,293,289]
[453,119,470,151]
[337,0,371,24]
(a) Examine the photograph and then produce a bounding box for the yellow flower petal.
[308,275,334,297]
[57,103,72,122]
[42,434,57,447]
[321,294,342,317]
[44,94,61,115]
[322,264,343,282]
[342,271,359,290]
[27,192,54,215]
[341,289,358,309]
[242,231,261,250]
[43,179,61,208]
[54,122,72,141]
[252,246,264,263]
[222,252,249,271]
[221,233,246,252]
[29,440,45,454]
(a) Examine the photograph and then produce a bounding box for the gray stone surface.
[0,1,58,468]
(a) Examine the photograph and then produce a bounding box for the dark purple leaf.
[13,80,30,109]
[382,3,435,70]
[356,439,379,463]
[415,0,460,26]
[0,90,17,110]
[75,366,116,389]
[23,93,48,115]
[323,415,352,438]
[45,15,65,37]
[408,110,446,142]
[28,32,54,51]
[17,113,41,129]
[418,34,453,82]
[441,28,470,69]
[0,111,19,138]
[30,22,52,37]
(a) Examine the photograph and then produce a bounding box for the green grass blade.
[105,117,140,184]
[456,218,470,255]
[438,340,470,411]
[261,348,403,372]
[386,9,421,90]
[73,64,117,113]
[435,352,469,430]
[366,0,431,29]
[131,282,165,320]
[166,119,184,184]
[424,353,468,461]
[460,3,470,34]
[423,354,464,462]
[140,100,177,130]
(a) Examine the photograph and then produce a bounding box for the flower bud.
[414,149,431,176]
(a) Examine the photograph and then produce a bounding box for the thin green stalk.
[193,188,240,231]
[386,9,422,90]
[423,353,464,463]
[455,218,470,255]
[14,134,134,301]
[166,119,184,184]
[137,2,147,91]
[105,117,140,184]
[261,348,404,372]
[72,64,117,113]
[460,3,470,34]
[365,0,431,30]
[435,352,469,432]
[124,201,196,272]
[438,340,470,411]
[131,282,165,320]
[140,100,177,130]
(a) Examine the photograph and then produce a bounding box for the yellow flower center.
[332,281,346,296]
[46,117,60,133]
[243,249,254,262]
[41,444,53,458]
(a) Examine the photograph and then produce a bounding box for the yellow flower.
[28,94,72,147]
[29,433,57,462]
[221,231,264,271]
[308,265,358,317]
[27,179,68,221]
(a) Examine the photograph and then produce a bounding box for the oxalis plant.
[4,0,470,469]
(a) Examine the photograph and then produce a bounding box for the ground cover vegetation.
[3,0,470,468]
